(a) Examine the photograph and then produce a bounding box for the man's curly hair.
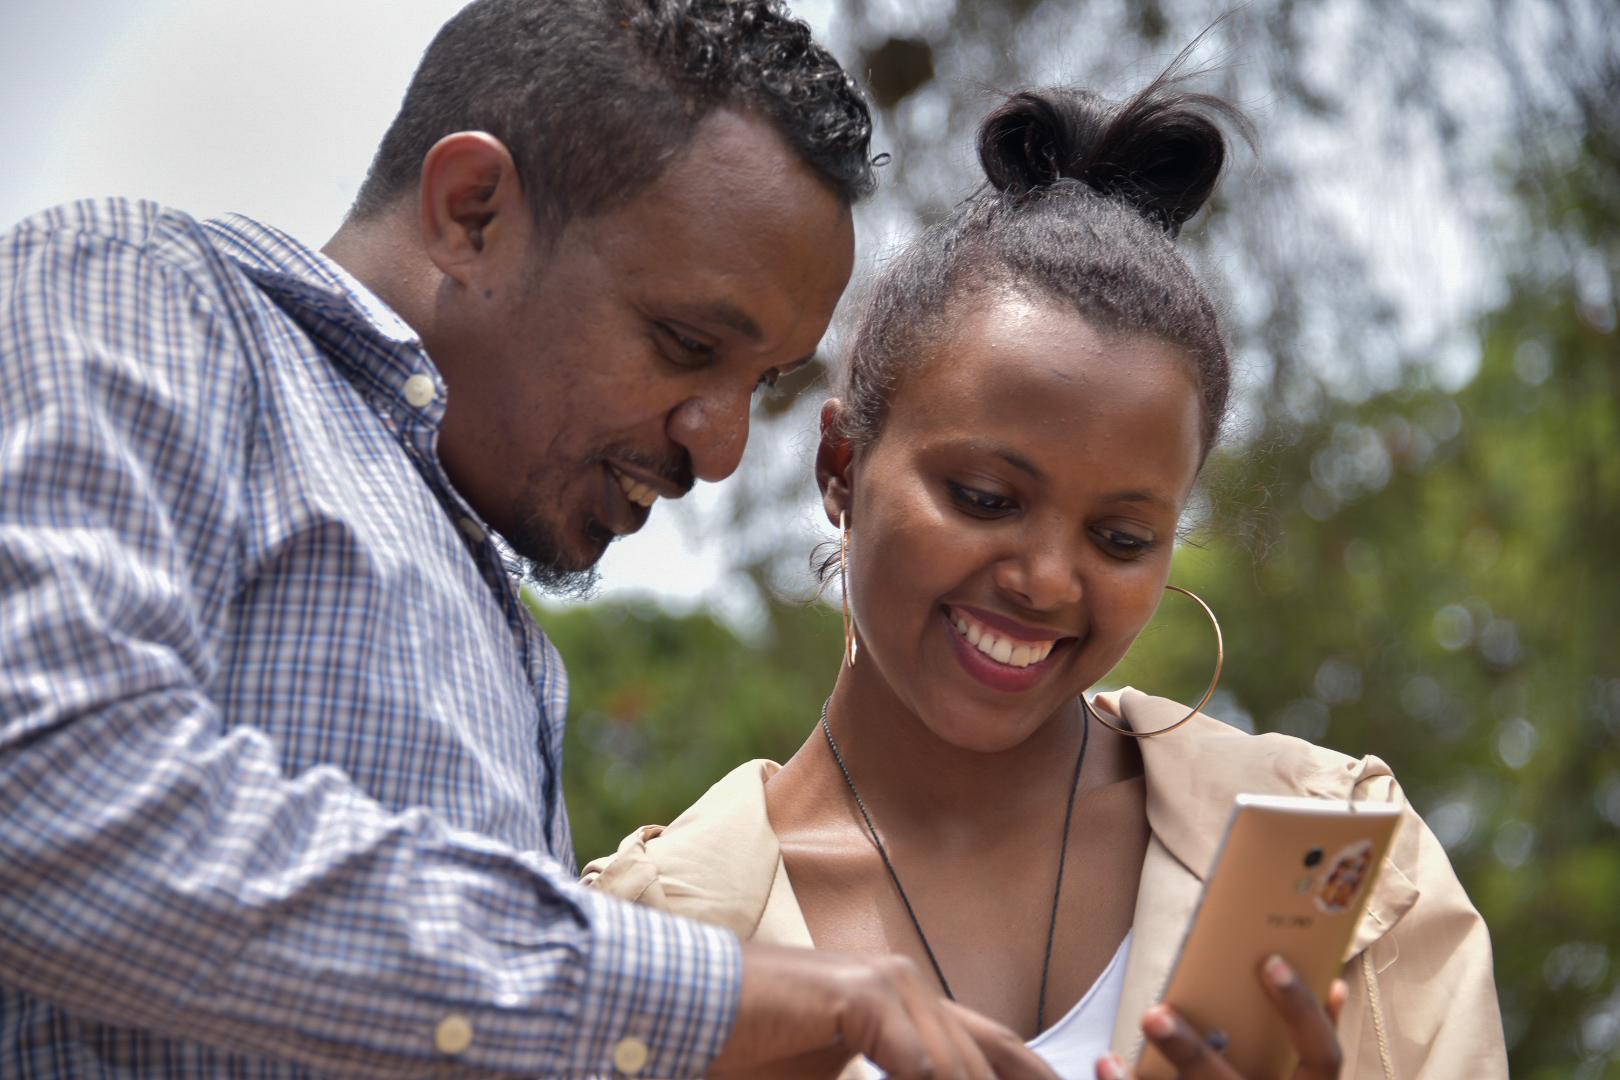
[352,0,877,227]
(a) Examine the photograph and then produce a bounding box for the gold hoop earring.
[839,511,858,667]
[1083,585,1224,738]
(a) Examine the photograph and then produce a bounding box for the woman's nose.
[994,540,1083,612]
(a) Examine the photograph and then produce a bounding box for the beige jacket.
[583,690,1508,1078]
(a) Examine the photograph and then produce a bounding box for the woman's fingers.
[1324,978,1349,1027]
[1095,965,1347,1075]
[1095,964,1349,1079]
[1136,1004,1243,1079]
[1256,956,1344,1079]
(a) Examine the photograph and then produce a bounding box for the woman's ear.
[815,398,855,526]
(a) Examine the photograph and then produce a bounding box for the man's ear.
[417,131,531,285]
[815,398,856,526]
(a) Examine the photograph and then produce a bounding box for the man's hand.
[1094,956,1347,1080]
[709,943,1061,1080]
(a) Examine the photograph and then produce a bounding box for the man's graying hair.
[835,54,1252,464]
[352,0,878,228]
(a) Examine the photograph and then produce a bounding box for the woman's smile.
[943,604,1076,692]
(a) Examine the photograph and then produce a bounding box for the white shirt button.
[434,1014,474,1055]
[458,516,486,545]
[403,373,437,408]
[612,1035,650,1074]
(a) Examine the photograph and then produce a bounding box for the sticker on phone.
[1314,839,1374,914]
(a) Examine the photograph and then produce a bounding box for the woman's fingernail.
[1264,954,1294,987]
[1097,1053,1125,1080]
[1143,1006,1175,1038]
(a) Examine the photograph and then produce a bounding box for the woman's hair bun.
[976,72,1247,238]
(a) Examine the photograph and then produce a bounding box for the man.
[0,1,1058,1077]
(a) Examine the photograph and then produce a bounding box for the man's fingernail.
[1143,1006,1174,1038]
[1264,954,1293,987]
[1097,1053,1125,1080]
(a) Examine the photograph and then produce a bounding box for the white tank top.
[865,930,1132,1080]
[1026,930,1133,1077]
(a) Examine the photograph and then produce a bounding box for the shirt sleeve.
[0,207,741,1079]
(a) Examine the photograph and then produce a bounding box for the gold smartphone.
[1136,793,1402,1080]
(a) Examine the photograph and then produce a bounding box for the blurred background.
[4,1,1615,1074]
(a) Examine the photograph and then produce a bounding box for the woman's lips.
[942,607,1070,692]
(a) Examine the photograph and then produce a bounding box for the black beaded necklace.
[818,700,1091,1033]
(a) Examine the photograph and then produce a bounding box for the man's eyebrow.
[676,300,763,342]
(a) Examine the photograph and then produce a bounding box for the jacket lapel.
[1098,689,1421,1060]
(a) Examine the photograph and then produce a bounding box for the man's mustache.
[608,448,695,499]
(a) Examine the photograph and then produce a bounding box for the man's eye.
[947,481,1016,516]
[658,324,715,364]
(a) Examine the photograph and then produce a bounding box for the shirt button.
[459,516,487,545]
[403,373,437,408]
[434,1014,474,1055]
[612,1035,650,1074]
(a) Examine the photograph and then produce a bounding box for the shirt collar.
[202,214,443,417]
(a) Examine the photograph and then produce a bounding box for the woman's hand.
[1094,955,1347,1079]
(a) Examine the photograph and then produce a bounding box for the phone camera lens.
[1304,848,1324,868]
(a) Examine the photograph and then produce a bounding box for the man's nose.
[668,391,751,483]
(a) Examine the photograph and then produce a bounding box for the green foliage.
[533,598,842,864]
[1176,282,1619,1075]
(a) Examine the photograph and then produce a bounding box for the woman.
[584,70,1506,1079]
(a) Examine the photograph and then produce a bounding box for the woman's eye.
[1094,528,1155,558]
[947,481,1017,516]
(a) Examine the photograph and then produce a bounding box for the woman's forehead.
[894,296,1202,447]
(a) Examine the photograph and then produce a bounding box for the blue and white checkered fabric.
[0,200,741,1078]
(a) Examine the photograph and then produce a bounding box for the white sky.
[1,0,840,623]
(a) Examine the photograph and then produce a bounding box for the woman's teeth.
[951,611,1056,668]
[612,468,658,508]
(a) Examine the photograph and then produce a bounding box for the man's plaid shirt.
[0,200,739,1078]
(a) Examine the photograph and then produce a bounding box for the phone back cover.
[1136,798,1401,1080]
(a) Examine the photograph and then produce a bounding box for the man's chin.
[521,559,601,601]
[506,516,608,600]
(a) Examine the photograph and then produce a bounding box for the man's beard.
[502,472,604,601]
[505,509,603,601]
[499,446,689,601]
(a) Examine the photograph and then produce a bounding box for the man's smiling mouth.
[608,464,659,508]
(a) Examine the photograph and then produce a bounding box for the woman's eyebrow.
[992,447,1044,480]
[987,446,1174,509]
[1104,489,1175,510]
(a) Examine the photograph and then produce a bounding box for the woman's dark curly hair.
[834,57,1250,464]
[353,0,877,227]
